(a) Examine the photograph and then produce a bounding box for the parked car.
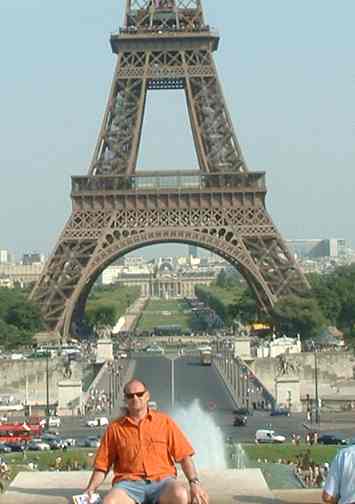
[255,429,286,444]
[41,434,67,450]
[47,438,67,450]
[64,438,76,447]
[233,414,247,427]
[38,416,61,429]
[48,416,61,428]
[4,442,25,453]
[86,417,109,428]
[26,438,51,451]
[47,429,60,437]
[144,345,164,354]
[83,436,101,448]
[318,434,348,445]
[270,407,290,417]
[0,442,12,453]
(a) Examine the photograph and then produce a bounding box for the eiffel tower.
[31,0,309,338]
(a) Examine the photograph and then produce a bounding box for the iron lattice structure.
[31,0,309,338]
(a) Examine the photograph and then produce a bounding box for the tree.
[85,305,117,329]
[272,295,327,339]
[0,320,33,350]
[5,302,43,332]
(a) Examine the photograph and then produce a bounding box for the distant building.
[0,249,12,264]
[287,238,346,259]
[22,252,45,265]
[257,334,302,359]
[188,245,198,258]
[0,275,13,288]
[100,255,218,297]
[0,263,44,286]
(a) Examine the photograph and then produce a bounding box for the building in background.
[188,245,198,258]
[0,263,44,287]
[0,250,45,287]
[287,238,346,259]
[0,249,12,264]
[100,254,219,297]
[22,252,45,265]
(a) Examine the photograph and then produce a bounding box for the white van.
[255,429,286,444]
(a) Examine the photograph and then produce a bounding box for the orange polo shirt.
[94,409,194,485]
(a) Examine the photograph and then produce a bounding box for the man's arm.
[180,456,199,482]
[180,456,208,503]
[322,490,338,504]
[85,469,107,498]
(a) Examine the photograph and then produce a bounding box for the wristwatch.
[189,478,201,486]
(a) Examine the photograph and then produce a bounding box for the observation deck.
[110,0,219,53]
[71,172,267,211]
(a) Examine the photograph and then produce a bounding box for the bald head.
[123,378,148,395]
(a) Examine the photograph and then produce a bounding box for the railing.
[116,25,213,35]
[71,171,266,195]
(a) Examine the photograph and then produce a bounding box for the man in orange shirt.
[84,378,209,504]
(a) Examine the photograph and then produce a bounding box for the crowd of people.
[256,451,330,489]
[295,459,329,488]
[84,389,110,416]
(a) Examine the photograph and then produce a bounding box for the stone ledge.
[272,489,321,503]
[1,469,276,504]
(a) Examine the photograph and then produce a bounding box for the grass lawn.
[86,285,140,316]
[137,299,193,332]
[2,448,96,482]
[204,285,240,306]
[3,448,95,467]
[243,443,339,464]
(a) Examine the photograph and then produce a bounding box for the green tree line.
[0,283,141,349]
[195,264,355,341]
[0,288,43,350]
[84,284,141,329]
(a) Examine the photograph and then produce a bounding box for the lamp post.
[46,352,50,427]
[171,358,175,409]
[313,344,320,425]
[165,352,181,409]
[108,362,113,415]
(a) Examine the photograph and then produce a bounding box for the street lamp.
[171,358,175,409]
[165,352,181,409]
[46,352,50,427]
[313,343,320,425]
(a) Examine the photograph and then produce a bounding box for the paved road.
[57,355,355,444]
[133,355,307,443]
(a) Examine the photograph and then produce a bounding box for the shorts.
[113,477,175,504]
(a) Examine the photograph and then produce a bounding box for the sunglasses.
[125,390,146,399]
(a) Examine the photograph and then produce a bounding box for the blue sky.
[1,1,354,260]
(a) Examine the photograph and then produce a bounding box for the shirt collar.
[120,407,155,425]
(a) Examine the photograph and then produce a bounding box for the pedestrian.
[322,444,355,503]
[84,378,209,504]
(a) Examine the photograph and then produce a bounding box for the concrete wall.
[0,358,83,405]
[250,351,355,395]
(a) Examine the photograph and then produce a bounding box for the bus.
[0,423,43,444]
[200,349,212,366]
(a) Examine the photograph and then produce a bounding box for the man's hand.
[190,482,209,504]
[84,487,100,503]
[322,490,338,504]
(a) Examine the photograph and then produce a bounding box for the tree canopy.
[0,288,43,350]
[196,264,355,341]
